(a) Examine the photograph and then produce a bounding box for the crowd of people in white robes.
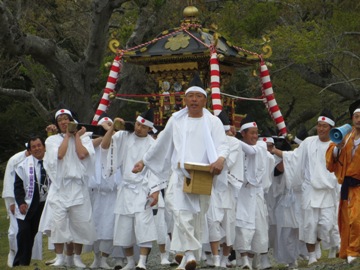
[2,88,343,270]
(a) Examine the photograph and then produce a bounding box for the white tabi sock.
[308,251,317,265]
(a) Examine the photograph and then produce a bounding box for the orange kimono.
[326,130,360,259]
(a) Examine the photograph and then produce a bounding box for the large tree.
[0,0,163,122]
[0,0,359,164]
[213,0,360,129]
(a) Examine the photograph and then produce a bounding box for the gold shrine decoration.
[165,33,191,51]
[261,45,272,58]
[246,45,272,60]
[109,39,120,54]
[149,62,198,73]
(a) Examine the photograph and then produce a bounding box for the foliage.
[0,0,360,163]
[0,97,46,175]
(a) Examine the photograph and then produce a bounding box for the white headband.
[185,86,207,97]
[258,137,274,144]
[353,108,360,115]
[318,116,335,127]
[55,109,72,120]
[239,122,257,132]
[97,117,113,126]
[136,115,154,129]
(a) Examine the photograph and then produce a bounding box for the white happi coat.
[207,135,244,221]
[3,151,28,211]
[282,136,338,209]
[142,108,230,214]
[105,131,162,215]
[44,133,95,206]
[272,155,304,264]
[42,133,96,244]
[206,135,244,245]
[236,140,270,229]
[89,145,119,240]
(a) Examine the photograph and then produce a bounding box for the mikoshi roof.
[121,6,270,73]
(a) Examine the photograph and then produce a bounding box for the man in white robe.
[133,86,229,270]
[232,116,271,270]
[269,137,304,269]
[87,116,119,270]
[44,109,96,268]
[271,110,338,265]
[206,110,244,267]
[102,109,163,270]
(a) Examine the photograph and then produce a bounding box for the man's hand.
[132,160,145,173]
[336,140,345,150]
[10,204,15,215]
[271,146,283,158]
[113,118,126,131]
[45,124,58,135]
[76,126,87,137]
[19,203,28,215]
[210,157,225,175]
[148,191,159,207]
[101,120,113,131]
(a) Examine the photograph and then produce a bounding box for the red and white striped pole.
[260,60,287,135]
[91,55,122,125]
[210,50,222,116]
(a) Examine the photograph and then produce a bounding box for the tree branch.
[290,64,360,100]
[343,32,360,36]
[318,78,360,94]
[0,87,51,121]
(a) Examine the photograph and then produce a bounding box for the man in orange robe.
[326,100,360,264]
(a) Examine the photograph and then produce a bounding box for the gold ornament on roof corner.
[262,45,272,59]
[209,23,218,31]
[247,37,273,60]
[108,39,120,54]
[104,62,112,69]
[252,70,258,77]
[261,35,271,44]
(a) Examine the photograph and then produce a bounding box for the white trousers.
[234,194,269,253]
[113,209,158,247]
[207,208,235,245]
[50,194,96,245]
[300,206,336,244]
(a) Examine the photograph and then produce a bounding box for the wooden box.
[181,162,213,195]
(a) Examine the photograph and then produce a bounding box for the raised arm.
[101,118,123,149]
[74,127,89,160]
[57,133,70,159]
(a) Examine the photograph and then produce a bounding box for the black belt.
[341,176,360,200]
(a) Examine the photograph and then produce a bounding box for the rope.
[116,92,184,98]
[116,23,204,55]
[221,92,266,102]
[115,97,149,104]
